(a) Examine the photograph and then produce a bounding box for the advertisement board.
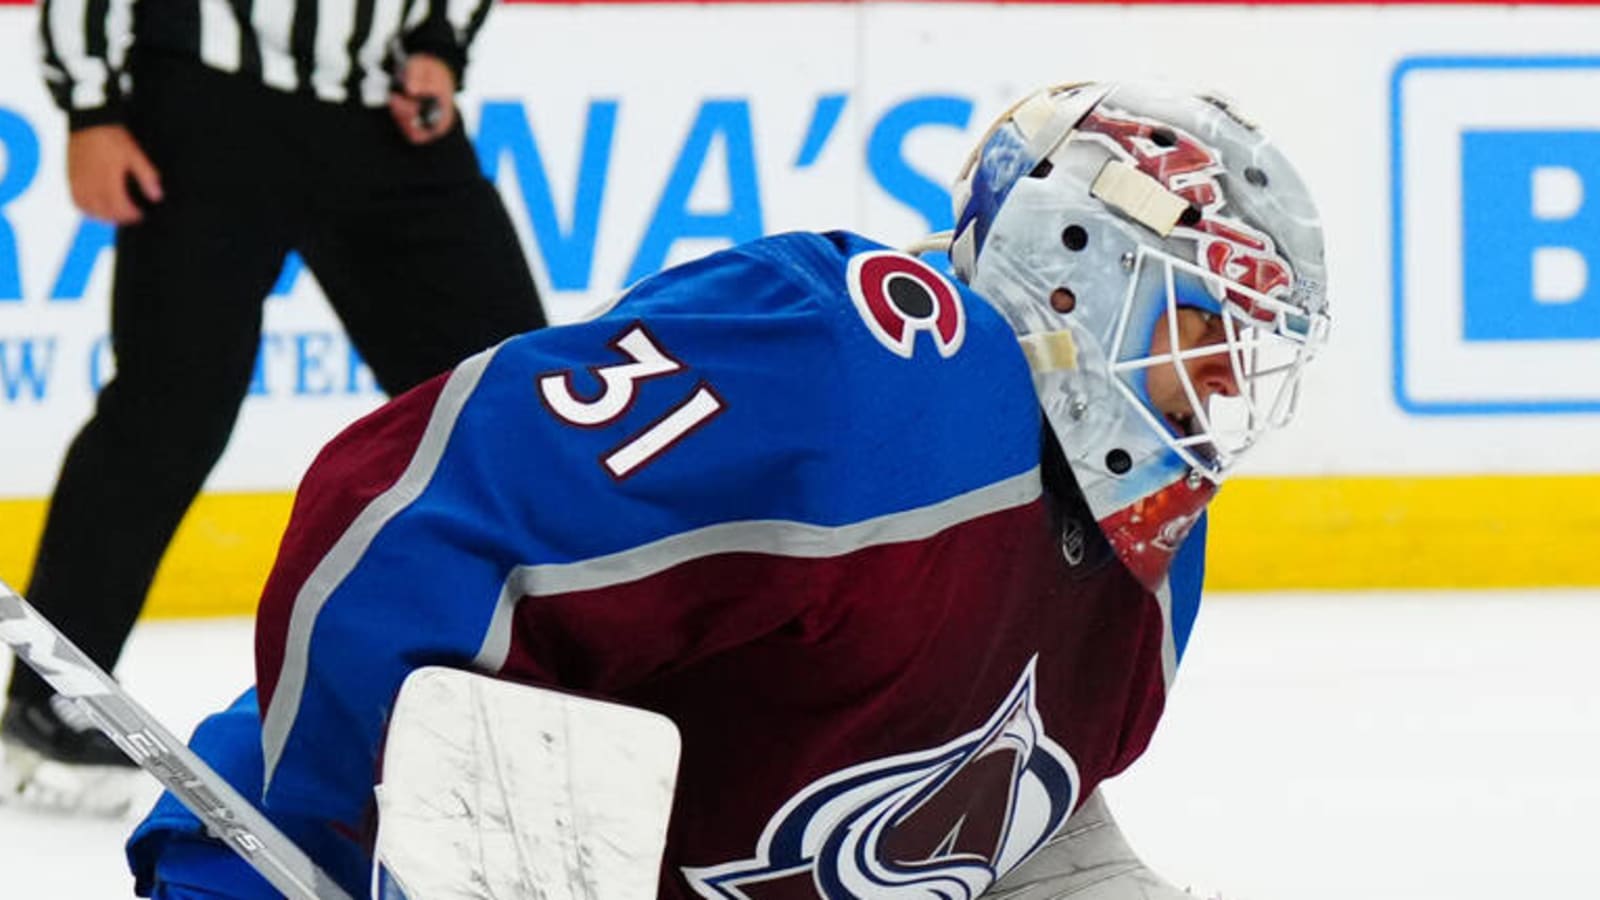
[2,1,1599,610]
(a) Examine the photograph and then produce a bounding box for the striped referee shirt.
[40,0,497,130]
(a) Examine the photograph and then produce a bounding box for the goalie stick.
[0,577,353,900]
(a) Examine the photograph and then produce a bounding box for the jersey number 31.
[537,322,724,480]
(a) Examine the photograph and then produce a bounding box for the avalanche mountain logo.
[683,656,1078,899]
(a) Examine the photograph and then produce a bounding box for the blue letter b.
[1461,130,1600,341]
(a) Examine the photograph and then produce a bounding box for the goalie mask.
[947,83,1329,588]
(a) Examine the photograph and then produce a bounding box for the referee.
[3,0,547,815]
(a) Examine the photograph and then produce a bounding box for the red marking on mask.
[1078,107,1292,318]
[1096,476,1216,591]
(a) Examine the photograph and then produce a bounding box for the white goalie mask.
[946,83,1330,588]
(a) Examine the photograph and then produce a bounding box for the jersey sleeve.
[127,692,273,899]
[40,0,131,128]
[126,689,363,899]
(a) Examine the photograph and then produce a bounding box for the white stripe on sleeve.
[356,0,404,106]
[198,0,242,72]
[310,0,356,102]
[447,0,475,37]
[103,0,135,72]
[251,0,298,91]
[47,0,110,110]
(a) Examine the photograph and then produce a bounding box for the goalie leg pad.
[984,789,1195,899]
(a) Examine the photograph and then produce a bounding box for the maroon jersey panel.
[496,498,1168,897]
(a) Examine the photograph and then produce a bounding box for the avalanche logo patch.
[846,251,966,359]
[683,657,1078,899]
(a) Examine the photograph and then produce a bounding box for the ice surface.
[1105,589,1600,900]
[2,590,1596,899]
[0,616,256,898]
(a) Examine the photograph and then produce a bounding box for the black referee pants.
[8,52,546,707]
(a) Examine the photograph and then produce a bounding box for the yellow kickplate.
[1,474,1597,620]
[1207,474,1600,590]
[0,492,293,620]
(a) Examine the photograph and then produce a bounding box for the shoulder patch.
[846,251,966,359]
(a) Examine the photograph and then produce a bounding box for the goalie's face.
[1145,306,1237,440]
[1106,249,1327,480]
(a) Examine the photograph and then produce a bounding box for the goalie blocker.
[373,668,680,900]
[125,666,679,899]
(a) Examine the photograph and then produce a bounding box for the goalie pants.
[7,50,546,708]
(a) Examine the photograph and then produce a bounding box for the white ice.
[2,590,1598,899]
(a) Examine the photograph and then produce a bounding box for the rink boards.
[2,1,1599,611]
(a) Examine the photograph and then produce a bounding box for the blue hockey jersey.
[130,231,1207,899]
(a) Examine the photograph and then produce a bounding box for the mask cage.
[1106,245,1330,481]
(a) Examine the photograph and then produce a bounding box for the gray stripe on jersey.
[1152,577,1177,690]
[472,469,1045,672]
[260,346,499,793]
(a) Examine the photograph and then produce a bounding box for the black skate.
[0,695,139,817]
